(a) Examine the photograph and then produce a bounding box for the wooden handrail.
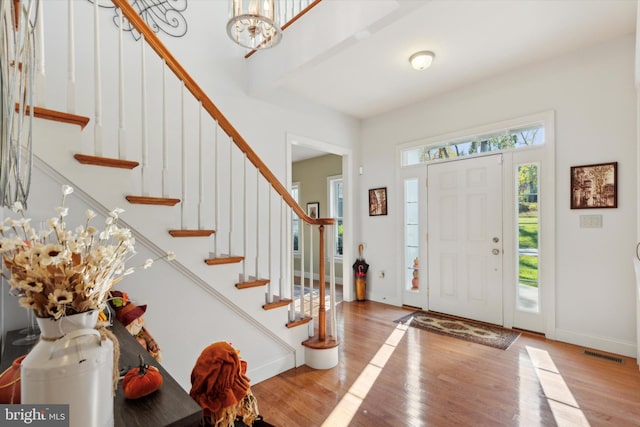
[111,0,333,227]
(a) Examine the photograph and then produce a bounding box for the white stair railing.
[38,0,336,348]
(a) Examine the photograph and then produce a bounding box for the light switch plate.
[580,214,603,228]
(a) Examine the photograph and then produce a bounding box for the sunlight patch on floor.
[526,346,590,427]
[321,323,408,427]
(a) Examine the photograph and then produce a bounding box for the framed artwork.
[307,202,319,219]
[369,187,387,216]
[570,162,617,209]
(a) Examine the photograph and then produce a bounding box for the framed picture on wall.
[307,202,319,219]
[369,187,387,216]
[570,161,617,209]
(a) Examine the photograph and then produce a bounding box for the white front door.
[427,154,503,325]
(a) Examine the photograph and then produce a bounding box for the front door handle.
[492,248,500,255]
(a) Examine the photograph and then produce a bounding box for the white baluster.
[309,221,314,323]
[329,224,337,338]
[180,82,187,224]
[161,62,168,196]
[243,154,248,281]
[229,138,234,256]
[66,0,75,113]
[117,9,126,159]
[213,121,220,257]
[198,103,204,228]
[93,0,102,156]
[289,208,295,322]
[289,0,294,23]
[279,196,284,298]
[267,188,272,303]
[140,40,148,195]
[255,172,260,281]
[300,214,306,317]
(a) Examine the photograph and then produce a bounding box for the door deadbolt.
[492,237,499,243]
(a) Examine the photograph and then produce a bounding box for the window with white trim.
[516,163,539,312]
[328,176,343,257]
[401,124,544,166]
[404,178,420,292]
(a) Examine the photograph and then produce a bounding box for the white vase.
[21,310,114,427]
[37,310,100,339]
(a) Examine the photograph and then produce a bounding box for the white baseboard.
[554,327,636,358]
[248,352,297,385]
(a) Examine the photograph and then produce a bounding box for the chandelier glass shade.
[227,0,282,50]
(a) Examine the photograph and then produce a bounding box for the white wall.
[360,35,637,356]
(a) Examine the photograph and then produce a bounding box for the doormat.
[394,311,520,350]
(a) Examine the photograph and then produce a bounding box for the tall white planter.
[21,311,114,427]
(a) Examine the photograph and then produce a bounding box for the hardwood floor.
[251,301,640,427]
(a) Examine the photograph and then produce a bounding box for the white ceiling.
[255,0,636,123]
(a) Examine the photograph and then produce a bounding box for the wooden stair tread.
[286,315,312,329]
[235,278,269,289]
[169,229,215,237]
[263,298,292,310]
[17,104,90,129]
[126,195,181,206]
[204,255,244,266]
[302,336,339,350]
[75,154,139,169]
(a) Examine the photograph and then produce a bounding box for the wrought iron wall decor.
[0,0,38,209]
[88,0,188,40]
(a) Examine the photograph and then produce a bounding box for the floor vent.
[582,349,624,364]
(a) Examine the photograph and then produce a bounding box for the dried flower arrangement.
[0,185,173,319]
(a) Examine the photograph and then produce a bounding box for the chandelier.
[227,0,282,50]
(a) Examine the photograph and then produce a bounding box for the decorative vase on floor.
[21,310,115,427]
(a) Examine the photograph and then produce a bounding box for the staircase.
[20,0,337,390]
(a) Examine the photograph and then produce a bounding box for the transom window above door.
[401,124,544,167]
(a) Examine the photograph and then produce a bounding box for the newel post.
[317,224,326,341]
[302,221,339,369]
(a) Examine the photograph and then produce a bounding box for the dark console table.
[1,319,202,427]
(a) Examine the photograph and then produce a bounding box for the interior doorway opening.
[287,133,353,302]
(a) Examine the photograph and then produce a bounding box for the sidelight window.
[404,178,420,291]
[329,176,343,257]
[516,163,539,312]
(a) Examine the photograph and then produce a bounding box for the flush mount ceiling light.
[409,51,435,71]
[227,0,282,50]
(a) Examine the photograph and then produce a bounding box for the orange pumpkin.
[122,354,163,399]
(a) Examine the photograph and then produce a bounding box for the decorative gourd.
[122,354,163,399]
